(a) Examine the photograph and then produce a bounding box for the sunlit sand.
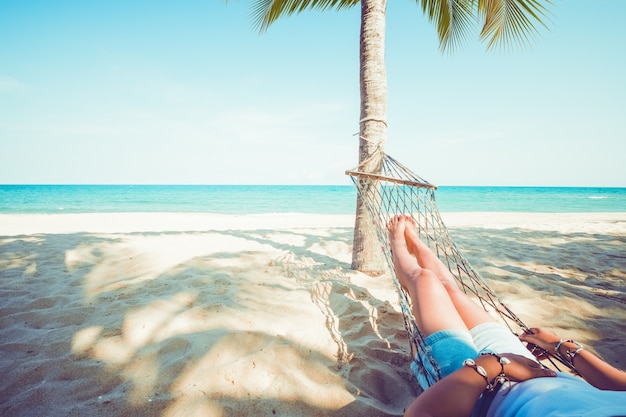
[1,212,624,416]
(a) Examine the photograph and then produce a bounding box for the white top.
[488,373,626,417]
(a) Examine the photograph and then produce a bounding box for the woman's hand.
[519,327,562,354]
[519,328,626,391]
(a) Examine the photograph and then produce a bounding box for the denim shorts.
[411,322,537,390]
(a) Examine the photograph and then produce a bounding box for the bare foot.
[387,215,419,291]
[387,214,407,245]
[402,215,459,289]
[402,215,422,256]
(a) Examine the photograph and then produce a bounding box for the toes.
[386,214,404,231]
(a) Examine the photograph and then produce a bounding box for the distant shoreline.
[1,211,625,236]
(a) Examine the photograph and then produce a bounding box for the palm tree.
[236,0,552,274]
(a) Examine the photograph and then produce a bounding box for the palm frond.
[418,0,477,53]
[477,0,553,50]
[248,0,359,33]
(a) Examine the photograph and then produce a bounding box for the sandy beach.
[1,212,625,416]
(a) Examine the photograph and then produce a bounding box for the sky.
[1,0,625,186]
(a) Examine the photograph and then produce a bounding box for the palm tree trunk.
[351,0,387,275]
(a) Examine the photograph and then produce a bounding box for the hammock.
[346,153,574,386]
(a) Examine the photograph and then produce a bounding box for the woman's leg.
[389,216,481,388]
[388,215,467,336]
[391,216,535,366]
[401,216,498,330]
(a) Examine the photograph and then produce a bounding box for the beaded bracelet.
[463,354,511,392]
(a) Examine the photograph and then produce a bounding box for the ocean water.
[0,185,625,215]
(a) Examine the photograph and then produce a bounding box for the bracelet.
[482,353,512,390]
[463,358,493,391]
[463,354,511,392]
[480,352,511,375]
[555,340,583,365]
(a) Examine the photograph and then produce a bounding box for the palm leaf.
[418,0,476,53]
[246,0,359,33]
[477,0,552,50]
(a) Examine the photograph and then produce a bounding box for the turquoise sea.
[1,185,625,215]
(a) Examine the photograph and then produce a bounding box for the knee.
[408,267,439,286]
[405,268,450,303]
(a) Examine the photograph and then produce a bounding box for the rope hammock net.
[346,153,574,387]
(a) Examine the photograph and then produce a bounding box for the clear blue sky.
[1,1,625,186]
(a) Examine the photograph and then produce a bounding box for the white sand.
[0,212,625,416]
